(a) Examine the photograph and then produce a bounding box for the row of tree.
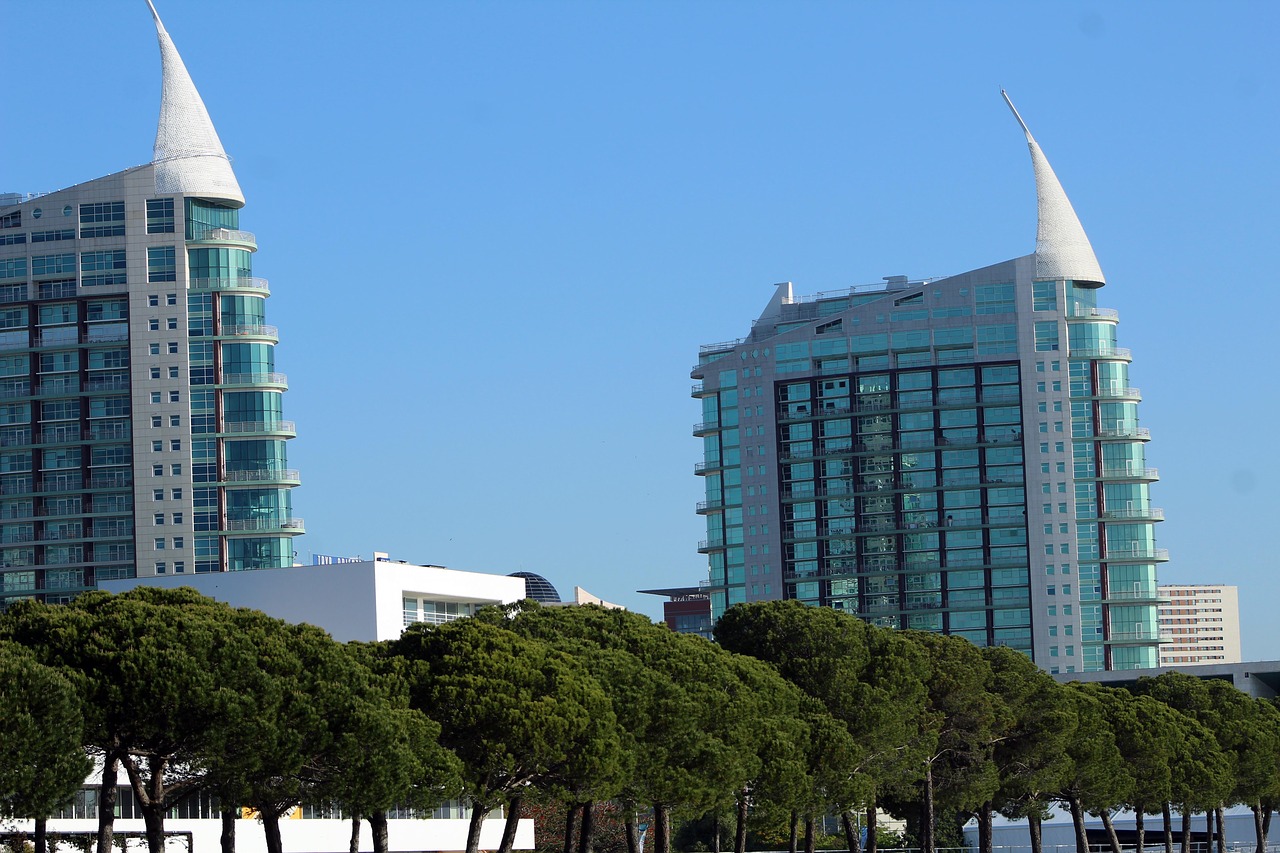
[2,591,1279,853]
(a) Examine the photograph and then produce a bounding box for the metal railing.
[219,372,288,386]
[188,276,270,293]
[220,420,296,435]
[190,227,257,245]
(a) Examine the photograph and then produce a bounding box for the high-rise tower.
[0,3,302,605]
[692,94,1163,672]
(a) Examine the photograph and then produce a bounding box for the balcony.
[695,498,724,514]
[694,460,726,475]
[692,421,720,437]
[1103,587,1167,604]
[35,378,79,396]
[1099,506,1165,522]
[188,276,270,295]
[1095,425,1151,441]
[1069,346,1132,361]
[1104,628,1167,645]
[1066,306,1120,321]
[697,537,726,553]
[189,227,257,248]
[1095,465,1159,481]
[220,469,301,486]
[218,372,288,389]
[217,324,279,341]
[1103,547,1170,563]
[84,376,130,393]
[218,420,297,437]
[1093,386,1142,400]
[223,517,305,534]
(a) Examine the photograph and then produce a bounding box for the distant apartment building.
[1158,584,1241,665]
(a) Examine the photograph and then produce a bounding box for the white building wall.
[101,557,527,641]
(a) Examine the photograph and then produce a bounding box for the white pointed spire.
[1001,91,1104,286]
[147,0,244,205]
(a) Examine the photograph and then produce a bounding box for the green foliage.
[0,642,91,821]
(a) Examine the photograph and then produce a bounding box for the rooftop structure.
[692,94,1165,672]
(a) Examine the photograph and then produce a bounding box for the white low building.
[100,551,528,641]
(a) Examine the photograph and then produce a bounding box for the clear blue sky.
[5,1,1279,658]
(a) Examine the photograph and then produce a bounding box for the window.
[155,562,167,574]
[151,441,162,452]
[79,202,125,238]
[154,513,165,525]
[154,538,165,550]
[150,392,161,404]
[173,513,183,525]
[149,343,160,356]
[167,293,177,306]
[153,489,164,500]
[168,342,178,354]
[150,368,161,379]
[169,415,180,427]
[146,199,175,234]
[171,464,182,475]
[149,320,160,332]
[153,465,164,476]
[172,488,182,500]
[151,416,162,428]
[174,561,185,573]
[168,367,179,379]
[170,440,181,451]
[148,295,160,308]
[147,247,176,283]
[169,391,179,403]
[81,250,127,286]
[167,318,178,330]
[173,537,184,549]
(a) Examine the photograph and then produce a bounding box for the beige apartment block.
[1158,584,1241,665]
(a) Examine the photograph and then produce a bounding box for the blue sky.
[5,1,1279,658]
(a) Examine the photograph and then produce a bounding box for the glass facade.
[694,270,1165,672]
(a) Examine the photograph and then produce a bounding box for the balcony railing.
[190,227,257,246]
[1070,346,1132,360]
[1096,465,1159,480]
[219,372,288,387]
[188,276,270,294]
[1095,426,1151,440]
[220,469,301,484]
[219,420,296,436]
[223,517,305,532]
[219,324,279,339]
[1100,507,1165,521]
[1093,386,1141,399]
[1103,547,1170,562]
[1067,306,1120,320]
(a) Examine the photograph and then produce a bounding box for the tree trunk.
[653,805,670,853]
[1206,809,1214,853]
[96,752,119,853]
[842,811,861,853]
[466,800,488,853]
[735,794,748,853]
[1253,805,1266,853]
[866,799,878,853]
[34,817,47,853]
[349,814,361,853]
[1100,810,1122,853]
[580,802,595,853]
[623,810,640,853]
[979,802,993,853]
[497,796,522,853]
[788,812,799,853]
[262,812,284,853]
[1028,811,1043,853]
[565,804,581,853]
[1215,807,1226,853]
[1136,809,1145,853]
[1163,804,1174,853]
[1068,797,1089,853]
[804,816,816,853]
[1180,808,1191,853]
[142,804,167,853]
[711,814,721,853]
[221,808,236,853]
[369,811,390,853]
[923,765,936,853]
[1264,806,1273,842]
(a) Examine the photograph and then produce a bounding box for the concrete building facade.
[692,94,1165,672]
